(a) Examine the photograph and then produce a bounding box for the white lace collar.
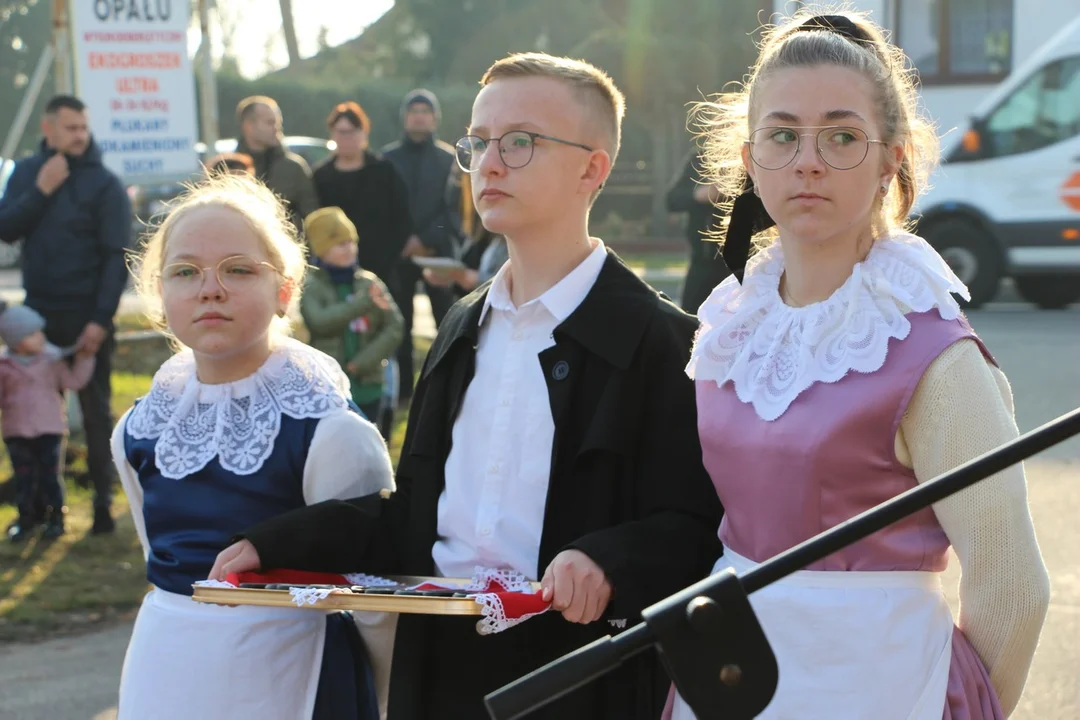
[127,338,351,479]
[686,232,969,421]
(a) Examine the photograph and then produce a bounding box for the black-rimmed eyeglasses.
[455,131,594,173]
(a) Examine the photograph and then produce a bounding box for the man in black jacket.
[666,151,732,313]
[212,53,722,719]
[0,95,132,534]
[234,96,319,233]
[381,89,460,400]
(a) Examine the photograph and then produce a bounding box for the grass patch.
[114,312,155,333]
[0,336,432,643]
[0,372,153,643]
[618,251,689,273]
[0,489,146,643]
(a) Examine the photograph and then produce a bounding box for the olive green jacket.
[301,268,404,394]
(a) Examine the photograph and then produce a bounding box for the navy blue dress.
[121,410,379,719]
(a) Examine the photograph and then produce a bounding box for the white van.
[913,15,1080,309]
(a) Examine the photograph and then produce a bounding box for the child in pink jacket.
[0,302,95,541]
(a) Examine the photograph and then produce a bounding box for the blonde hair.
[131,173,308,344]
[693,6,939,247]
[481,52,626,165]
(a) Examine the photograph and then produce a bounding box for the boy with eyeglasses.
[211,52,722,720]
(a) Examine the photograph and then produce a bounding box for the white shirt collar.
[480,238,607,325]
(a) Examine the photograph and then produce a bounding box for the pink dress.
[673,234,1005,719]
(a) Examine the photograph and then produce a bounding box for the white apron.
[671,549,954,720]
[118,588,327,720]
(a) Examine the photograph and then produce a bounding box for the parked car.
[129,136,336,239]
[193,136,336,169]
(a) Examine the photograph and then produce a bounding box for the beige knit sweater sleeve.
[896,339,1051,716]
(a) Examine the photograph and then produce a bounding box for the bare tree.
[279,0,300,66]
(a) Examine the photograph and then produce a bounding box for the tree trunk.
[279,0,301,66]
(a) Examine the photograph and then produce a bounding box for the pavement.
[0,271,1077,720]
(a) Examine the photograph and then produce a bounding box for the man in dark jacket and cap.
[0,95,133,534]
[381,89,461,401]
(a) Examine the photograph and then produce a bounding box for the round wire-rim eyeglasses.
[455,130,594,173]
[160,254,282,296]
[746,126,887,170]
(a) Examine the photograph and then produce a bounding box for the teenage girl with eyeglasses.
[674,8,1050,719]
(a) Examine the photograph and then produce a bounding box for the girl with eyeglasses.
[674,8,1049,719]
[111,173,392,720]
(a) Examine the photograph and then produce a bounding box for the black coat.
[244,250,723,719]
[313,152,412,287]
[665,152,725,261]
[381,136,460,257]
[666,152,732,313]
[0,139,132,326]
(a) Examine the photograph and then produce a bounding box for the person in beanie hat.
[0,302,45,349]
[0,301,95,541]
[301,207,404,439]
[399,88,441,121]
[382,88,462,403]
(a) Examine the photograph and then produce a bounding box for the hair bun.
[796,14,875,44]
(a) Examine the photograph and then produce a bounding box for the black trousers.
[8,434,64,524]
[36,310,116,512]
[391,260,454,400]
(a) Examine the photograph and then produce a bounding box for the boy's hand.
[209,539,261,581]
[540,550,613,624]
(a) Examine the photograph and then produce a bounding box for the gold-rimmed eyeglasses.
[747,126,887,170]
[160,255,281,296]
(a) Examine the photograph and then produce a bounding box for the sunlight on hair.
[482,52,626,165]
[129,173,308,346]
[690,3,939,249]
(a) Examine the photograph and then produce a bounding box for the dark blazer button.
[552,360,570,381]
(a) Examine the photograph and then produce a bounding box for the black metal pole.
[485,406,1080,720]
[741,404,1080,593]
